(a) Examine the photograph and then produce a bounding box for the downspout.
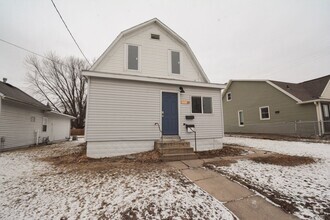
[314,101,323,136]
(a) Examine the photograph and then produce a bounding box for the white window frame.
[259,106,270,120]
[168,50,181,74]
[238,110,244,127]
[226,92,232,101]
[124,44,141,72]
[191,96,213,114]
[42,117,48,132]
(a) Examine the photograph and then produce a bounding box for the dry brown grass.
[250,154,316,166]
[197,145,246,159]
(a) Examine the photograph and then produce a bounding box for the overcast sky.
[1,0,330,92]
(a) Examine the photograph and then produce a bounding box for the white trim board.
[83,70,225,89]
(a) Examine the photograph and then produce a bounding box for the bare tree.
[26,52,89,128]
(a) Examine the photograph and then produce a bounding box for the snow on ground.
[0,142,234,220]
[220,136,330,220]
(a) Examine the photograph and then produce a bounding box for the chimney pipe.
[3,78,7,83]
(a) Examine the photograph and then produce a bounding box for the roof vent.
[3,78,7,83]
[151,34,160,40]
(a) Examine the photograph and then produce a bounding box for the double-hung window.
[42,117,48,132]
[170,50,180,74]
[192,96,212,114]
[259,106,270,120]
[126,44,140,71]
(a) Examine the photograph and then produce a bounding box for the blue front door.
[162,92,178,135]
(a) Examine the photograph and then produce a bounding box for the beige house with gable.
[222,75,330,137]
[83,18,225,158]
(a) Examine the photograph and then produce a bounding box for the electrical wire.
[50,0,91,66]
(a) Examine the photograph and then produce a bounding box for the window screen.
[260,107,270,119]
[203,97,212,113]
[192,96,202,113]
[128,45,139,70]
[171,51,180,74]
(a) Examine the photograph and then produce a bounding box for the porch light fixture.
[179,86,185,93]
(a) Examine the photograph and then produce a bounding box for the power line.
[50,0,91,66]
[0,37,69,67]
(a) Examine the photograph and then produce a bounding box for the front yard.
[208,137,330,220]
[0,142,234,219]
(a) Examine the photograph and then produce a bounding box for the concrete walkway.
[167,159,298,220]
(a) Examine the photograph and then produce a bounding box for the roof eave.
[3,96,50,110]
[83,70,225,89]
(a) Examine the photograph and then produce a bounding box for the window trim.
[191,96,213,114]
[168,50,181,75]
[259,106,270,120]
[238,110,244,127]
[42,117,48,132]
[226,92,232,101]
[124,44,141,72]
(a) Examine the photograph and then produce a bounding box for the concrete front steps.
[154,137,197,161]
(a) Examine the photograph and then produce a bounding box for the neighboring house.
[0,79,75,151]
[83,18,225,158]
[222,75,330,137]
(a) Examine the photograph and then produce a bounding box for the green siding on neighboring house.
[222,81,317,135]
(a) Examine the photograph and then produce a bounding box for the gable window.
[238,110,244,126]
[192,96,212,114]
[226,92,232,101]
[126,44,140,71]
[42,117,48,132]
[259,106,270,120]
[170,51,180,74]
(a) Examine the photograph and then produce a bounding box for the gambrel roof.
[90,18,210,83]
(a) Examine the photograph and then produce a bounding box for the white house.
[83,18,225,158]
[0,79,75,151]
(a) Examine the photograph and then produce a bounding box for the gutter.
[83,70,225,89]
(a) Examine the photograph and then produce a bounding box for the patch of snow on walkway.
[221,137,330,220]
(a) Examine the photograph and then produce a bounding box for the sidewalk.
[167,159,298,220]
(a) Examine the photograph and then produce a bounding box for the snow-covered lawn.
[0,142,234,219]
[219,136,330,220]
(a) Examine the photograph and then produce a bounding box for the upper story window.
[126,44,140,71]
[170,50,180,74]
[192,96,212,114]
[226,92,232,101]
[259,106,270,120]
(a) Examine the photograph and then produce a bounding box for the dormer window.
[125,44,141,71]
[151,34,160,40]
[169,50,180,74]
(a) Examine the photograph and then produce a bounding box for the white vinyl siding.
[85,77,223,142]
[94,24,205,82]
[0,101,71,149]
